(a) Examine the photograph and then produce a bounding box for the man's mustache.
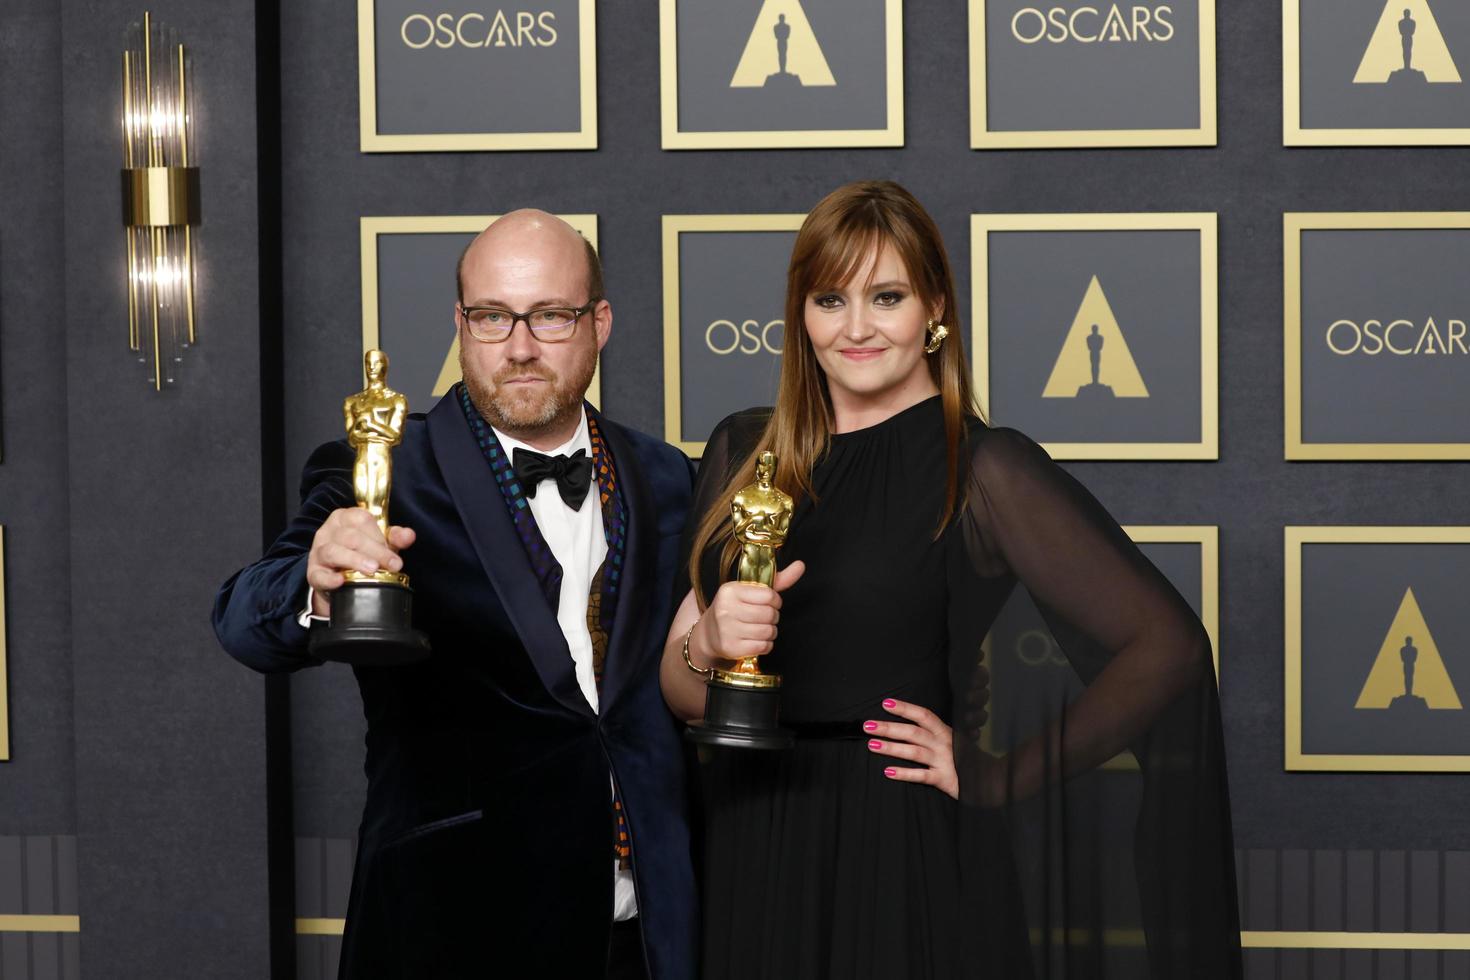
[493,366,557,385]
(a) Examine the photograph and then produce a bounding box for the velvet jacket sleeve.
[211,440,355,674]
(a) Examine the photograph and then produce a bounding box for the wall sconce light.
[122,11,199,391]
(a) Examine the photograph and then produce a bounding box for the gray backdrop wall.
[1,0,1468,977]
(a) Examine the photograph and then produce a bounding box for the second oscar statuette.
[308,349,431,666]
[686,451,796,750]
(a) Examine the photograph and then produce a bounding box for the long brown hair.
[687,180,983,605]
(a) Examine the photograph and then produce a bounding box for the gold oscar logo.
[1354,587,1463,711]
[399,11,559,50]
[1324,317,1470,356]
[729,0,836,88]
[1009,4,1176,45]
[1353,0,1461,85]
[1042,276,1149,399]
[704,318,785,356]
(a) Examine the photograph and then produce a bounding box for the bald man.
[214,212,697,979]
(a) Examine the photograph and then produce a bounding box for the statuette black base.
[309,580,431,666]
[686,680,794,750]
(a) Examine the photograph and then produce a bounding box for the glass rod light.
[122,11,199,391]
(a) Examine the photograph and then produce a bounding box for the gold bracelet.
[682,622,712,678]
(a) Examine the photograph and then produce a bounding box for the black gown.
[679,397,1240,980]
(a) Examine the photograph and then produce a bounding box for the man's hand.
[306,508,416,617]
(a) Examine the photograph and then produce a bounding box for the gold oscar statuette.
[308,349,431,666]
[686,451,796,750]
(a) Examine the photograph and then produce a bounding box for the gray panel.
[30,935,58,980]
[1243,948,1276,980]
[1310,949,1343,980]
[1407,950,1438,980]
[325,936,343,978]
[1299,228,1470,444]
[1378,949,1407,980]
[295,837,322,918]
[372,0,583,136]
[1299,544,1470,757]
[1380,850,1408,931]
[1,935,26,980]
[1314,849,1344,929]
[0,839,19,913]
[324,838,355,918]
[1409,850,1439,931]
[677,230,791,444]
[1279,950,1310,979]
[984,0,1203,132]
[52,839,75,916]
[1345,949,1374,980]
[1246,849,1278,930]
[1298,0,1470,130]
[674,0,890,133]
[296,937,321,980]
[1446,851,1470,930]
[59,936,78,980]
[23,838,52,914]
[1282,849,1311,930]
[1347,850,1377,932]
[985,229,1204,444]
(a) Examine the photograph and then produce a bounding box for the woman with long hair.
[660,180,1239,978]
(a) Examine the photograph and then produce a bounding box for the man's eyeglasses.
[457,299,599,344]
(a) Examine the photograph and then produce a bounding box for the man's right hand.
[306,508,417,617]
[691,560,806,666]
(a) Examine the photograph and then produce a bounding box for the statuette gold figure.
[728,451,793,679]
[344,349,409,586]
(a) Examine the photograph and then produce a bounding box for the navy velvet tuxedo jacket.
[213,392,698,979]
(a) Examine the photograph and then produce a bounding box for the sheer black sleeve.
[951,426,1241,979]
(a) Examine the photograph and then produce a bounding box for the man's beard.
[460,342,597,441]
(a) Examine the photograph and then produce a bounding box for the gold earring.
[924,319,949,355]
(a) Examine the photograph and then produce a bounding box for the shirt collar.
[492,408,592,465]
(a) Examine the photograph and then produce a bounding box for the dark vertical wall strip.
[0,0,73,833]
[59,0,270,974]
[255,0,295,975]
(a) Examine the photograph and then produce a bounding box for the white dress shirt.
[302,409,637,921]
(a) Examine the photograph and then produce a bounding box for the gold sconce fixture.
[122,11,199,391]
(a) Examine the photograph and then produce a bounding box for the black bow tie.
[512,447,594,511]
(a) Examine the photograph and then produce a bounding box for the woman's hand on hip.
[865,698,958,800]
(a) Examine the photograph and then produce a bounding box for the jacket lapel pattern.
[456,384,565,609]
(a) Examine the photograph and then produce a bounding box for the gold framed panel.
[357,0,597,152]
[658,0,904,149]
[360,215,600,407]
[0,526,7,762]
[1283,0,1470,146]
[979,524,1220,768]
[661,214,805,457]
[1284,212,1470,460]
[971,212,1219,460]
[968,0,1217,149]
[1285,525,1470,772]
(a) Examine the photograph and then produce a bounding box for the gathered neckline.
[829,394,943,441]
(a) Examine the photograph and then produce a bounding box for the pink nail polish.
[862,721,878,732]
[884,767,897,778]
[868,739,883,751]
[882,698,896,709]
